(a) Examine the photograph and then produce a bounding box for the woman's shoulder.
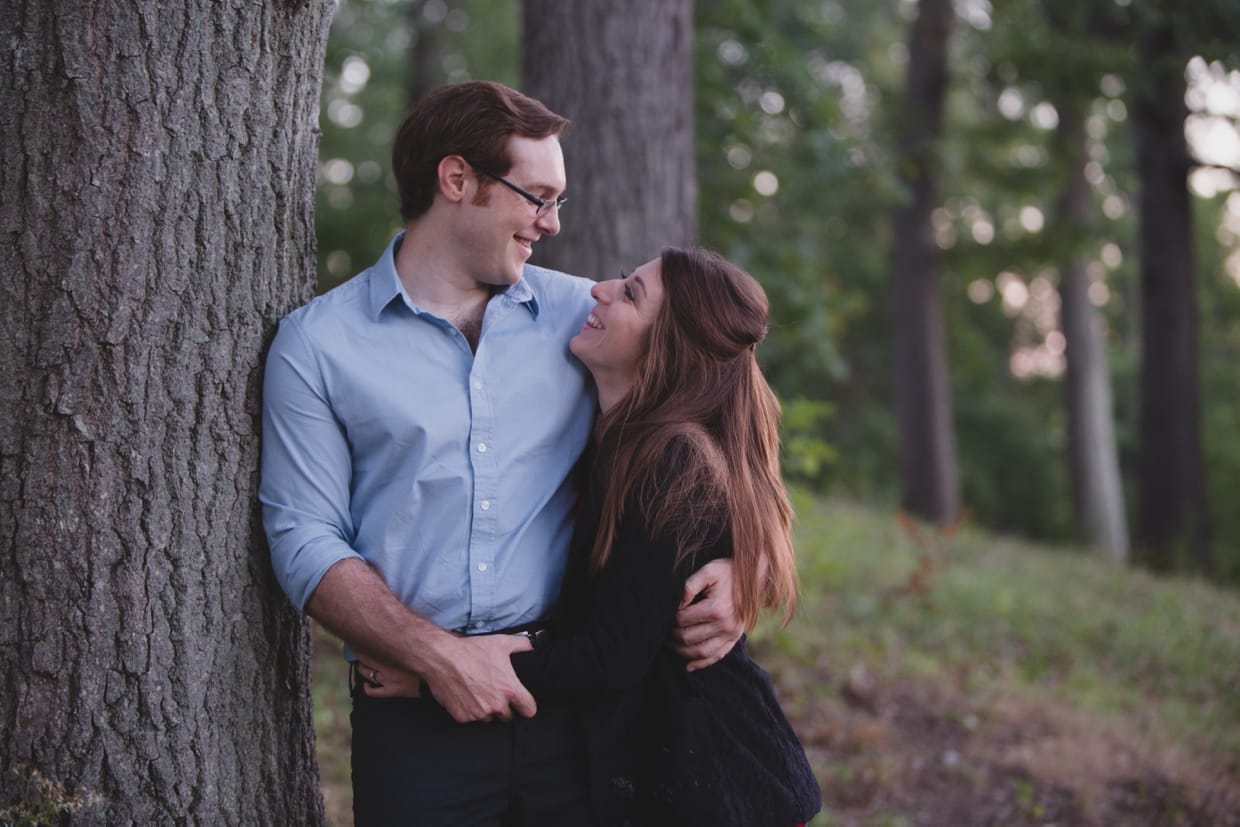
[641,425,726,492]
[631,428,727,524]
[624,427,730,569]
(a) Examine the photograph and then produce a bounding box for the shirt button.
[480,500,491,511]
[472,379,482,390]
[477,562,489,572]
[477,442,488,453]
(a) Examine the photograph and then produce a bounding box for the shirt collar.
[504,277,540,320]
[366,232,541,321]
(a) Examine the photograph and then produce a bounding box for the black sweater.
[511,459,821,827]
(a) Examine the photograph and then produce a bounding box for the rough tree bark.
[1054,104,1130,561]
[1132,19,1212,571]
[521,0,697,280]
[0,2,333,823]
[890,0,961,525]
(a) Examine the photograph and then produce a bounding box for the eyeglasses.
[479,171,567,217]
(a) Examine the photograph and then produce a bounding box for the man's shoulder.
[521,264,594,306]
[280,270,372,330]
[520,264,592,296]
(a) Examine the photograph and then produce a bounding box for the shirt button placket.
[470,408,496,627]
[468,361,498,631]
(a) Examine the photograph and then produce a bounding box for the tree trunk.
[407,0,449,105]
[521,0,696,280]
[0,2,333,823]
[1132,20,1212,571]
[890,0,960,525]
[1055,105,1130,561]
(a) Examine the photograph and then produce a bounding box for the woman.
[366,248,821,826]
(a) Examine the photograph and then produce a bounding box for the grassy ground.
[312,491,1240,825]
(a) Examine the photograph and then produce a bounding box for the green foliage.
[695,0,905,504]
[952,377,1075,539]
[1196,191,1240,581]
[779,396,839,486]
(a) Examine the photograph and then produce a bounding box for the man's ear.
[437,155,470,203]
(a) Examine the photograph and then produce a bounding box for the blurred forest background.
[312,0,1240,582]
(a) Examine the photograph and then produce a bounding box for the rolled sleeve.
[260,315,361,611]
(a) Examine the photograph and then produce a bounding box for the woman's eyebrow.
[632,274,647,299]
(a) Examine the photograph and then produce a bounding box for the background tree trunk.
[1055,104,1130,561]
[1132,19,1212,571]
[890,0,960,525]
[407,0,450,105]
[521,0,697,280]
[0,2,333,822]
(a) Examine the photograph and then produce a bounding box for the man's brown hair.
[391,80,570,222]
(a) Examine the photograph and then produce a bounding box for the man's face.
[463,135,566,287]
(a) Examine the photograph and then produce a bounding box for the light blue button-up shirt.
[260,233,596,637]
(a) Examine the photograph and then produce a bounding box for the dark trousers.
[350,680,594,826]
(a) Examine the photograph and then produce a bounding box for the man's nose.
[535,206,561,236]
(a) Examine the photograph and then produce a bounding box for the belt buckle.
[515,627,547,647]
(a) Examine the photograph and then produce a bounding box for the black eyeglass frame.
[479,171,567,217]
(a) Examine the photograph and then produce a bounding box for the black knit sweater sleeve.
[510,493,697,699]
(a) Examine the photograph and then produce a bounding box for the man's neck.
[395,223,494,351]
[395,223,493,311]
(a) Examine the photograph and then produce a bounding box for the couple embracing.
[261,80,821,827]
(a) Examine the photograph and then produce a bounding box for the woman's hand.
[355,657,424,699]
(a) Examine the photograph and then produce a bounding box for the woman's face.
[570,257,665,389]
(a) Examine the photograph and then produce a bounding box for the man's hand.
[672,558,744,671]
[306,561,536,721]
[421,634,536,723]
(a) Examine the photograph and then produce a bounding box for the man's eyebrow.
[525,179,565,197]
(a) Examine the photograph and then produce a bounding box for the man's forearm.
[672,557,743,670]
[305,557,455,678]
[308,557,538,722]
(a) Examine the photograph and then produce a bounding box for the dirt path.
[759,640,1240,826]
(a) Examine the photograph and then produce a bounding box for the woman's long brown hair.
[589,247,797,630]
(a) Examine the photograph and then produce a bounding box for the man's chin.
[481,269,523,289]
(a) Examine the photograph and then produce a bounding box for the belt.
[460,619,552,647]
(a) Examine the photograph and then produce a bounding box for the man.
[260,81,740,824]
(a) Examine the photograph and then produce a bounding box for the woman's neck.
[595,385,625,415]
[592,372,633,414]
